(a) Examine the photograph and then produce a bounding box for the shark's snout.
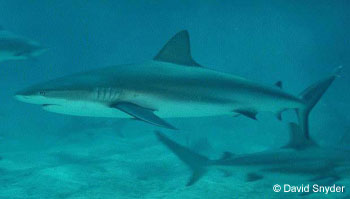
[14,87,45,104]
[14,94,32,103]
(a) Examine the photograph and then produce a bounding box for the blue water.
[0,1,349,198]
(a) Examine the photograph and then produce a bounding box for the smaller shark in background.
[156,124,350,188]
[0,28,47,62]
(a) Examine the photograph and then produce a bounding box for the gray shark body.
[156,123,349,187]
[15,31,338,133]
[0,30,46,62]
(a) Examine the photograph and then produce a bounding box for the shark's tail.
[155,131,210,186]
[297,66,342,139]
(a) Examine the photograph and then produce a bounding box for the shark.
[14,30,339,135]
[0,28,47,62]
[155,123,350,190]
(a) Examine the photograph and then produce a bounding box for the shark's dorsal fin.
[274,81,283,89]
[283,122,317,150]
[154,30,201,67]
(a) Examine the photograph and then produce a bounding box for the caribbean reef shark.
[15,30,339,134]
[155,123,349,188]
[0,28,46,62]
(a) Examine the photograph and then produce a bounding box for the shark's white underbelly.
[42,97,232,118]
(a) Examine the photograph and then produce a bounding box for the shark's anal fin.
[154,30,201,67]
[234,109,257,120]
[245,172,264,182]
[112,102,177,130]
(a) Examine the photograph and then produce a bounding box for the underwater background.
[0,0,349,198]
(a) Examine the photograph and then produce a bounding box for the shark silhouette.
[155,123,348,191]
[15,30,339,135]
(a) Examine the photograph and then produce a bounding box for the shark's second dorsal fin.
[154,30,201,67]
[283,122,317,150]
[274,81,283,89]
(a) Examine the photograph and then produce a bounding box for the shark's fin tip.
[234,109,257,120]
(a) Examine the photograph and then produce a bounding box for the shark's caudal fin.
[154,30,201,67]
[155,131,210,186]
[283,122,317,150]
[297,66,342,139]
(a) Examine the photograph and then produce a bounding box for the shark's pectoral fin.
[245,172,264,182]
[233,109,257,120]
[154,30,201,67]
[112,102,177,130]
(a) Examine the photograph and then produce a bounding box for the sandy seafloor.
[1,115,350,199]
[0,0,350,199]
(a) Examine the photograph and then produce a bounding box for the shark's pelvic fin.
[112,102,177,130]
[154,30,201,67]
[155,131,209,186]
[283,122,317,150]
[234,109,257,120]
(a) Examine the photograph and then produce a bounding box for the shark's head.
[14,75,91,106]
[12,41,48,59]
[15,84,58,105]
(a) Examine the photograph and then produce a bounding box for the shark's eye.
[39,91,46,96]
